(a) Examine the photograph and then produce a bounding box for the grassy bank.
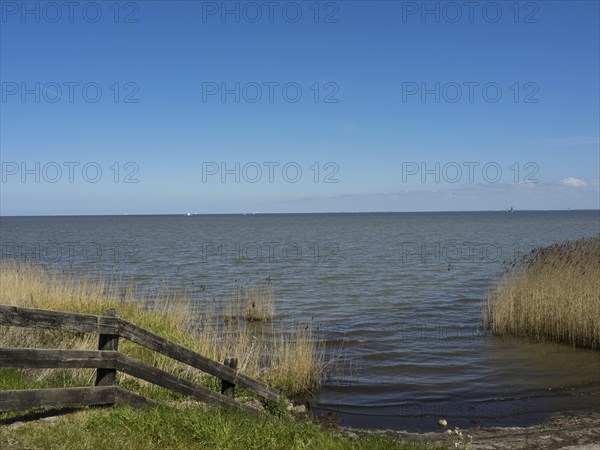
[1,370,440,450]
[0,262,443,449]
[0,402,442,449]
[484,236,600,349]
[0,261,320,397]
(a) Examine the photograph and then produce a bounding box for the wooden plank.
[113,387,159,409]
[118,320,279,402]
[95,309,120,386]
[0,348,118,369]
[0,386,117,412]
[116,354,261,414]
[221,357,237,398]
[0,304,119,334]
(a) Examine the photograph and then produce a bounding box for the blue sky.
[1,0,599,215]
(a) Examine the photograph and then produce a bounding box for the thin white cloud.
[266,180,598,212]
[514,180,538,188]
[558,177,587,188]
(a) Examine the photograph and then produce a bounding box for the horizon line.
[1,209,599,218]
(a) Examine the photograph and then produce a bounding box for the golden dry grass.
[484,236,600,349]
[223,283,275,322]
[0,262,324,396]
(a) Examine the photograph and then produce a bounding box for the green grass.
[0,371,443,449]
[1,405,445,450]
[0,368,443,450]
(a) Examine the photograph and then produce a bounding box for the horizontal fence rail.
[0,304,279,413]
[0,348,118,369]
[1,386,118,411]
[0,386,158,411]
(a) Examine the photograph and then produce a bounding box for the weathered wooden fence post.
[221,357,238,398]
[95,308,119,387]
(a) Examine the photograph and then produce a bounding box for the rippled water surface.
[1,211,599,430]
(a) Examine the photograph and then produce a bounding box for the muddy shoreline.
[340,410,600,449]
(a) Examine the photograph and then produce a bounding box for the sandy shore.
[342,411,600,449]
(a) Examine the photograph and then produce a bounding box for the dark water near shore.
[1,211,599,430]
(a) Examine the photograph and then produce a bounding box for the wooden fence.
[0,304,279,413]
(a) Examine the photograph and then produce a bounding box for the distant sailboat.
[508,206,515,213]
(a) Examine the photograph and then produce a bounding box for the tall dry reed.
[223,283,275,322]
[484,236,600,349]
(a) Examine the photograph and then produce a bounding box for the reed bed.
[0,262,324,397]
[484,236,600,349]
[223,283,275,322]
